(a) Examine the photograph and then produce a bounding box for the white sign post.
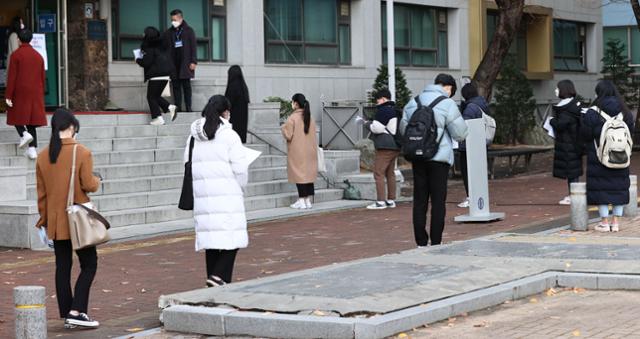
[455,119,505,222]
[30,33,48,70]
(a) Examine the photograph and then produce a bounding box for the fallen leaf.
[529,298,538,303]
[140,288,147,293]
[102,289,112,293]
[473,321,489,328]
[126,297,134,301]
[397,334,408,338]
[572,330,581,336]
[126,328,144,332]
[573,288,586,294]
[568,237,577,242]
[312,310,326,316]
[546,288,557,296]
[121,281,130,285]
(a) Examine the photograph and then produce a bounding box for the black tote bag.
[178,137,195,210]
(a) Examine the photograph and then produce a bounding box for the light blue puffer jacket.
[400,84,469,165]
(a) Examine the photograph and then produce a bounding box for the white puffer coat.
[185,117,249,251]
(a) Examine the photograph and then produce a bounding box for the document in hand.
[133,49,143,60]
[543,116,555,139]
[242,146,262,167]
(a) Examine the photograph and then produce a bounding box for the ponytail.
[202,95,231,140]
[292,93,311,135]
[49,109,79,164]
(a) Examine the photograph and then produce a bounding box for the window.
[264,0,351,65]
[112,0,227,62]
[381,3,448,68]
[486,11,527,70]
[553,20,586,72]
[604,26,640,66]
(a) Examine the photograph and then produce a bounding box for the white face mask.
[171,20,181,28]
[20,23,25,29]
[554,88,560,98]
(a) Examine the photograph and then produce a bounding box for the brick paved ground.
[1,155,638,338]
[401,289,640,339]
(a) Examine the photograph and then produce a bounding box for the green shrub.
[263,96,294,122]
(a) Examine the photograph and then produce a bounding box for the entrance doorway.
[1,0,67,110]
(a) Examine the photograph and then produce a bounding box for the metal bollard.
[625,175,638,218]
[570,182,588,231]
[14,286,47,339]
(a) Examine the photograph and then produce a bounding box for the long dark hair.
[292,93,311,134]
[202,95,231,140]
[594,80,631,116]
[10,16,22,34]
[49,109,80,164]
[141,26,162,51]
[225,65,250,102]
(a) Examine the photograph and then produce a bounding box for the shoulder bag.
[178,137,195,210]
[67,145,111,250]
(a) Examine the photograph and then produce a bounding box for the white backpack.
[593,107,632,169]
[470,103,497,145]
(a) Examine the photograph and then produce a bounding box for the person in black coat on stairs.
[136,26,176,126]
[224,65,250,143]
[549,80,584,205]
[581,80,635,233]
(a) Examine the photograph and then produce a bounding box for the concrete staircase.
[0,103,364,248]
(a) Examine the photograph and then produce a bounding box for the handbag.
[317,146,327,173]
[67,145,111,250]
[178,137,195,210]
[342,179,361,200]
[373,128,401,150]
[161,80,172,98]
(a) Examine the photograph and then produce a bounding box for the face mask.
[20,23,25,29]
[171,20,181,28]
[554,88,560,98]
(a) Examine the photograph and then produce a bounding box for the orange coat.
[5,43,47,127]
[281,109,318,184]
[36,139,101,240]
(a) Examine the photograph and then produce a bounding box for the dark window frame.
[553,19,587,72]
[263,0,351,65]
[381,2,448,68]
[112,0,227,62]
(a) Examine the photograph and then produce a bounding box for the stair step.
[0,123,195,142]
[101,188,342,228]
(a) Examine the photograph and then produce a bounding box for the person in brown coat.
[5,29,47,160]
[281,93,318,210]
[35,109,102,329]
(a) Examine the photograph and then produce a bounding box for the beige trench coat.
[281,109,318,184]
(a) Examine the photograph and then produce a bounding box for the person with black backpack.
[136,26,177,126]
[400,74,468,247]
[581,80,634,233]
[360,88,401,210]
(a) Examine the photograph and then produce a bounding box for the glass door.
[34,0,59,108]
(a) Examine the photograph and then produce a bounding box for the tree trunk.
[472,0,526,100]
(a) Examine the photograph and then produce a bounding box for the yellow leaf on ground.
[546,288,557,296]
[397,333,408,338]
[529,298,538,303]
[126,328,144,332]
[573,287,586,294]
[572,330,581,336]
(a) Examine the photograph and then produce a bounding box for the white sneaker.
[150,116,165,126]
[304,198,312,209]
[386,200,396,208]
[611,223,619,232]
[18,132,34,149]
[458,198,470,208]
[169,104,178,122]
[558,196,571,205]
[367,201,387,210]
[594,223,610,232]
[24,147,37,160]
[290,200,306,209]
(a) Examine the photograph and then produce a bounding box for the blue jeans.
[598,205,624,218]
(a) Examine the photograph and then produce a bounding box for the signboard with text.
[38,14,56,33]
[29,34,48,70]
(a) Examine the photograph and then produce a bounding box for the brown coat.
[36,139,101,240]
[281,109,318,184]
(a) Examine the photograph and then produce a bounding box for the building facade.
[602,0,639,75]
[1,0,603,121]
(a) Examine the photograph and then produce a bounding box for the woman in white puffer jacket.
[185,94,249,287]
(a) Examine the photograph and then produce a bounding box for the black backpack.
[402,95,448,162]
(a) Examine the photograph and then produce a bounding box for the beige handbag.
[161,80,172,98]
[67,145,111,250]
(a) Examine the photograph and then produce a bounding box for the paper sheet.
[243,146,261,166]
[543,116,555,139]
[133,49,143,60]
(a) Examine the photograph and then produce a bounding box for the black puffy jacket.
[136,38,174,82]
[550,98,583,179]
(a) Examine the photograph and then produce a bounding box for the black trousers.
[412,161,450,246]
[15,125,37,147]
[172,78,192,111]
[147,80,170,118]
[53,240,97,317]
[459,150,469,196]
[296,183,315,198]
[205,249,239,283]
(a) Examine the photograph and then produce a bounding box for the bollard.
[570,182,588,231]
[625,175,638,218]
[14,286,47,339]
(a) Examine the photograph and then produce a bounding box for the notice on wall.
[30,33,48,71]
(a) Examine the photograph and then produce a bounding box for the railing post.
[570,182,588,231]
[625,175,638,217]
[14,286,47,339]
